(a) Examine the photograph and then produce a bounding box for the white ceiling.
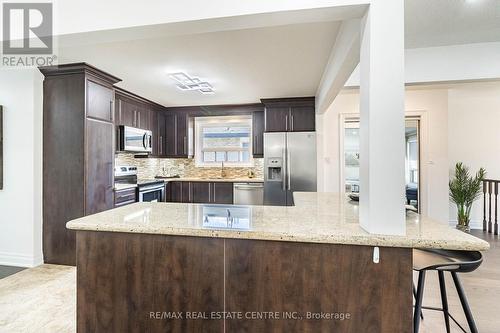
[405,0,500,48]
[59,21,341,106]
[57,1,500,106]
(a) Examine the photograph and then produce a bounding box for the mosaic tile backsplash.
[115,153,264,180]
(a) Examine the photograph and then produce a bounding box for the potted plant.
[449,162,486,232]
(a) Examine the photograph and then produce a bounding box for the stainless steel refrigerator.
[263,132,317,206]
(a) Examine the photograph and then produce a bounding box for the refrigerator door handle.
[287,149,291,190]
[282,148,287,191]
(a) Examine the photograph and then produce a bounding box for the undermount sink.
[154,175,180,179]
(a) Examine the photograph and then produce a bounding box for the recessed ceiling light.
[169,72,215,95]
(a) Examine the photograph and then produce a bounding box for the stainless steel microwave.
[118,125,153,153]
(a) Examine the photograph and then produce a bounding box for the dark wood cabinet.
[115,91,151,130]
[181,182,191,202]
[114,187,137,207]
[86,119,114,215]
[252,111,264,157]
[136,105,149,130]
[212,182,233,204]
[40,63,121,266]
[87,80,114,122]
[115,94,136,128]
[166,181,234,204]
[164,112,189,158]
[157,112,166,156]
[262,97,315,132]
[176,112,188,157]
[191,182,211,203]
[167,181,191,202]
[149,109,167,156]
[290,105,315,132]
[115,88,168,157]
[165,113,177,156]
[167,181,183,203]
[264,106,289,132]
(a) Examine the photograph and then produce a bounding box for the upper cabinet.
[252,111,264,157]
[114,88,169,157]
[115,90,151,130]
[261,97,315,132]
[86,80,114,122]
[164,112,189,158]
[150,108,166,156]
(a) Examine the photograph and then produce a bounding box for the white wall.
[318,82,500,226]
[0,68,43,267]
[346,42,500,86]
[448,82,500,229]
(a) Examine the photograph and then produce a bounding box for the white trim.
[194,115,254,168]
[338,110,430,216]
[0,251,43,268]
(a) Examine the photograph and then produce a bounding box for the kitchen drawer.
[115,188,137,207]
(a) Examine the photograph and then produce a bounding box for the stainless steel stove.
[114,166,165,202]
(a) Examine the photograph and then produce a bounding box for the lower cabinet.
[191,182,211,203]
[114,188,137,207]
[212,182,233,204]
[166,181,233,204]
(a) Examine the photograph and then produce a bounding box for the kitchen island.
[67,193,488,332]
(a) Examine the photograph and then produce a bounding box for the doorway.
[342,118,421,212]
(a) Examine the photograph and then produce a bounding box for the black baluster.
[488,181,493,233]
[495,182,498,235]
[483,181,487,232]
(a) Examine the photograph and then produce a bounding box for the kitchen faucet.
[221,161,226,178]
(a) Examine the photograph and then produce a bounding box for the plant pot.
[456,224,471,233]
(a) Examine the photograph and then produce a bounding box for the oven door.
[138,186,165,202]
[120,126,153,153]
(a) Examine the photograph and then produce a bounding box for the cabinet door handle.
[285,114,289,131]
[291,114,294,131]
[184,136,187,155]
[108,163,113,189]
[109,101,113,121]
[159,136,162,155]
[282,148,286,191]
[287,149,291,190]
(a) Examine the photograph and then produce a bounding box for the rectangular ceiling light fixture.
[170,72,215,94]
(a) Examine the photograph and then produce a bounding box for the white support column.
[359,1,406,235]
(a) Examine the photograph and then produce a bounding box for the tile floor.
[0,230,498,332]
[0,266,25,279]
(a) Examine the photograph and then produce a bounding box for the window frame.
[194,115,254,168]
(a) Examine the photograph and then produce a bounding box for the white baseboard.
[0,251,43,268]
[448,220,483,230]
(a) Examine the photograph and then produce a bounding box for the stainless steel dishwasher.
[233,182,264,205]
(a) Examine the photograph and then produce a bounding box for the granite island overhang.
[67,192,489,332]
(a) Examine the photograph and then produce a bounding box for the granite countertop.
[66,192,489,251]
[158,177,264,183]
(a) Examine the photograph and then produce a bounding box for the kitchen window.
[195,115,253,167]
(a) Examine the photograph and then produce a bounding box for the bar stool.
[413,248,483,333]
